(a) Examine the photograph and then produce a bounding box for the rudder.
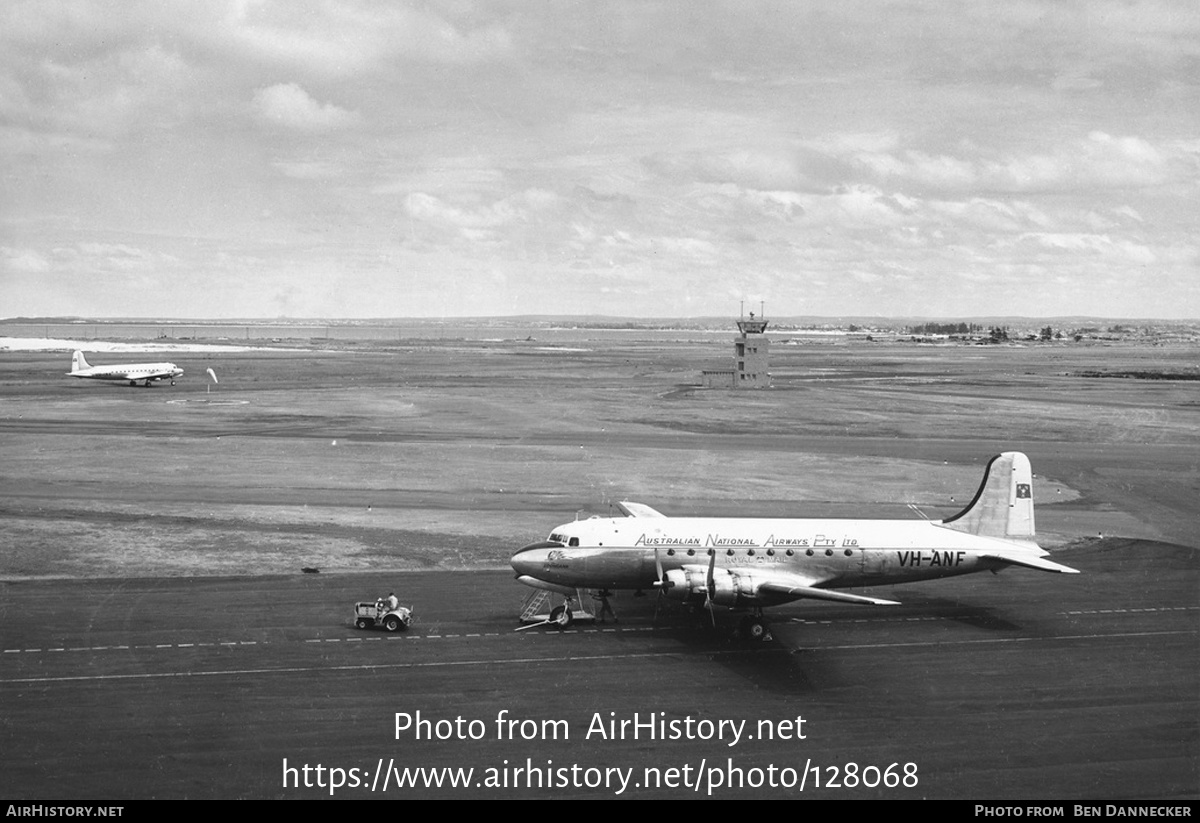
[940,452,1035,539]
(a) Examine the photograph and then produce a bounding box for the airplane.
[67,350,184,387]
[511,452,1078,639]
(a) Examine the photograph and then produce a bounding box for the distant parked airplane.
[67,350,183,387]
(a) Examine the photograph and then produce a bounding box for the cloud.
[2,2,1195,319]
[0,34,191,141]
[2,247,50,273]
[983,132,1172,190]
[253,83,358,131]
[640,130,1184,221]
[73,242,180,272]
[1016,232,1157,264]
[644,145,853,194]
[839,132,1181,194]
[221,2,513,74]
[404,189,559,230]
[271,159,341,179]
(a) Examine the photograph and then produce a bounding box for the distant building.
[701,311,772,389]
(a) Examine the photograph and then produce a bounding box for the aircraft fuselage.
[513,517,1020,600]
[72,365,183,382]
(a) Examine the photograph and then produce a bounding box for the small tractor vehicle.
[354,600,414,633]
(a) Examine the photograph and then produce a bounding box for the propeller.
[652,547,669,623]
[705,548,717,627]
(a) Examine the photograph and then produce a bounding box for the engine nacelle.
[661,566,763,607]
[662,567,709,600]
[707,569,759,607]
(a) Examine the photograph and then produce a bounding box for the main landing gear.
[683,604,773,642]
[738,612,772,643]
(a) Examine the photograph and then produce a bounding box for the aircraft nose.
[510,540,560,575]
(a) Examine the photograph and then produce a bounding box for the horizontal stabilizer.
[757,581,900,606]
[616,501,667,518]
[981,551,1080,574]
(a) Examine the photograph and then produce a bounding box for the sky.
[1,1,1198,319]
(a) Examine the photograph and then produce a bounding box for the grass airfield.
[1,332,1197,800]
[0,335,1197,580]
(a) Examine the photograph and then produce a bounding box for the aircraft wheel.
[383,615,401,632]
[355,618,371,630]
[742,617,769,642]
[549,605,573,630]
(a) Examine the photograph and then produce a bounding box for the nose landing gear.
[548,604,574,629]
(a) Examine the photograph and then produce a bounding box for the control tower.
[701,307,772,389]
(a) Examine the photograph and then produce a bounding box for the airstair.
[517,588,594,626]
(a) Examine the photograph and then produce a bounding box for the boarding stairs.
[518,588,594,625]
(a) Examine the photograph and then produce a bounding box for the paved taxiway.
[3,540,1195,799]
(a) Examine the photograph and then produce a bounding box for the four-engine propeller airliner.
[67,350,184,387]
[511,452,1078,639]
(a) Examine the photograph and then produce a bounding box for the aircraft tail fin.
[71,351,90,373]
[940,452,1035,539]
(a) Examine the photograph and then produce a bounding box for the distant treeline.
[907,323,985,335]
[905,323,1067,342]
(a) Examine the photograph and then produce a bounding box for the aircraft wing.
[616,501,667,518]
[756,580,901,606]
[724,568,901,606]
[980,550,1080,574]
